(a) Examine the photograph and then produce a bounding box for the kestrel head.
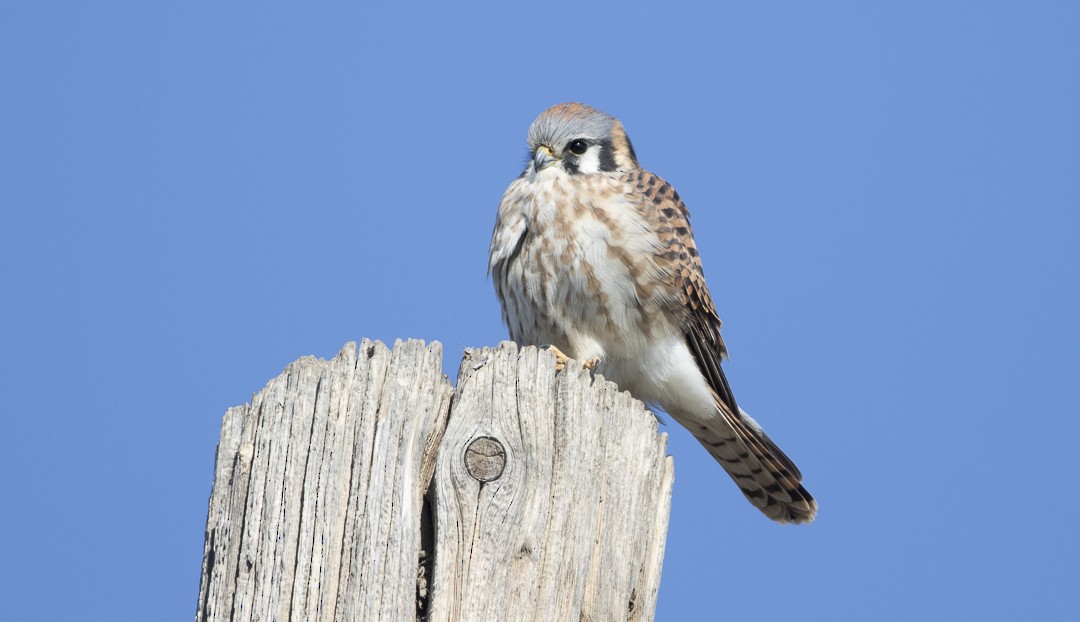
[523,103,639,177]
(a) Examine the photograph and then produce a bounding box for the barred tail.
[689,403,817,524]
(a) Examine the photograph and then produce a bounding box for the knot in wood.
[464,436,506,482]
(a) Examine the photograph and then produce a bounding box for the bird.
[488,103,816,524]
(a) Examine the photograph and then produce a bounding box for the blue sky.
[2,3,1078,620]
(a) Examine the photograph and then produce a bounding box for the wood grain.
[426,342,672,622]
[196,340,672,621]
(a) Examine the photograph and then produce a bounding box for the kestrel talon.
[488,103,816,524]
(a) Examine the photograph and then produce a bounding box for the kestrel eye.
[567,139,588,155]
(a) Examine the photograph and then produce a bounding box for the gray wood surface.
[196,340,672,621]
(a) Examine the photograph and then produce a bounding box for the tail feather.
[685,398,817,524]
[681,324,816,524]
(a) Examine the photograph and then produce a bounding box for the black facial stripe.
[597,139,618,172]
[562,158,580,175]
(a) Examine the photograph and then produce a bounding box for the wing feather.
[622,169,817,523]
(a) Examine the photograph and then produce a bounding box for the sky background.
[3,2,1078,620]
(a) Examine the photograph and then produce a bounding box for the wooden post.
[196,339,673,621]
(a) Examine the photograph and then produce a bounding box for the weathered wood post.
[196,339,673,621]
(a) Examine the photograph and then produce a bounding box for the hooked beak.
[533,144,557,171]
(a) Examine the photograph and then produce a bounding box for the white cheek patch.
[576,146,602,174]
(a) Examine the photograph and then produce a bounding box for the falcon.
[488,103,816,524]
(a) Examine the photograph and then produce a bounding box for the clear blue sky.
[3,3,1078,620]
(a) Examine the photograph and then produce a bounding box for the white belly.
[492,170,713,415]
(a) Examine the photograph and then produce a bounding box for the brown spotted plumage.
[489,103,816,523]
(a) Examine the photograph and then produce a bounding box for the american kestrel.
[489,103,816,524]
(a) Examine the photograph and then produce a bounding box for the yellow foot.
[545,345,571,373]
[543,346,601,374]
